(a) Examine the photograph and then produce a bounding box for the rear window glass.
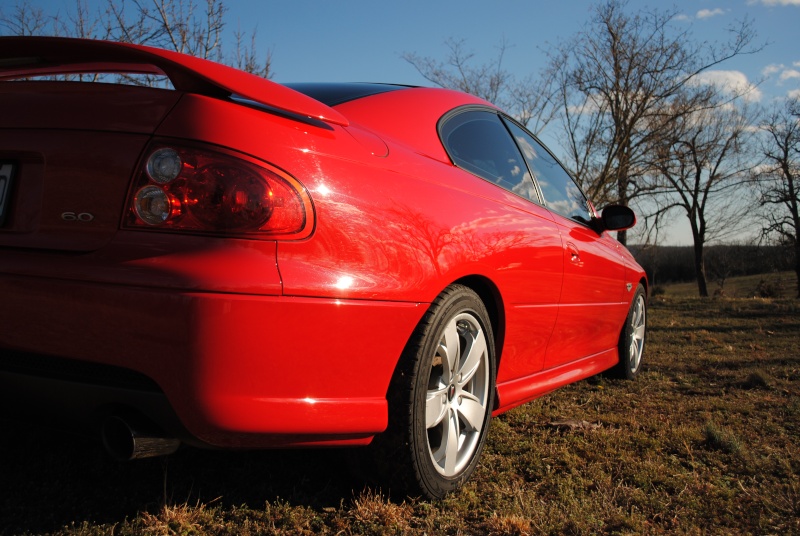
[440,110,539,203]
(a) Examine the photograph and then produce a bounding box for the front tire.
[380,285,496,499]
[609,284,647,380]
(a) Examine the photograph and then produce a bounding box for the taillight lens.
[125,143,312,238]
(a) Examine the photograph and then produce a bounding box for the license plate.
[0,162,14,226]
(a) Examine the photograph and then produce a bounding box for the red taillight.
[185,163,273,230]
[125,143,312,238]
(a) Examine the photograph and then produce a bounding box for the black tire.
[608,284,647,380]
[372,284,496,499]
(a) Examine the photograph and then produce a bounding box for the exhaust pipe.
[102,414,180,461]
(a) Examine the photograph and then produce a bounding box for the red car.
[0,37,647,499]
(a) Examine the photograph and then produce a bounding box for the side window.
[504,120,593,224]
[440,110,539,203]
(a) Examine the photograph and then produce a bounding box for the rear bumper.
[0,265,424,447]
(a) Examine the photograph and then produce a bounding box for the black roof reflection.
[285,82,411,106]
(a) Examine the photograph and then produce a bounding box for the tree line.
[2,0,798,298]
[633,243,795,290]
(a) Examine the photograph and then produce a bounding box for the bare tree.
[403,38,557,135]
[100,0,225,60]
[0,0,48,35]
[706,242,752,295]
[754,97,800,297]
[649,93,757,297]
[548,0,760,245]
[231,24,272,79]
[0,0,273,78]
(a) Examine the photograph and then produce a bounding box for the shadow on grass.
[0,420,367,534]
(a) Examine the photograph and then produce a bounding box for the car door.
[438,109,564,378]
[503,120,628,368]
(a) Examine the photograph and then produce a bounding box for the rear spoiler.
[0,36,349,127]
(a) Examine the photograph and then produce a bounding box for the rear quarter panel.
[155,93,567,382]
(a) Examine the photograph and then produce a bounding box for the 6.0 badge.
[61,211,95,222]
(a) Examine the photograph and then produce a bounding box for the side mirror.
[599,205,636,231]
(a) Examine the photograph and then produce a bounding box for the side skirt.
[493,349,618,416]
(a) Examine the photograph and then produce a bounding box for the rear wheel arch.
[452,275,505,378]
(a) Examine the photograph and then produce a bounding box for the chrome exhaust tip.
[102,414,180,461]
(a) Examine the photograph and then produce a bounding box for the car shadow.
[0,420,369,534]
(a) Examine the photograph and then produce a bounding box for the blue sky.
[237,0,799,102]
[20,0,799,102]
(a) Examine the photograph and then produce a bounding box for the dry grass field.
[1,278,798,535]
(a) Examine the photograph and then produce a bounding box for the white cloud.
[693,70,763,102]
[762,64,800,86]
[756,0,800,5]
[673,13,691,21]
[788,89,800,99]
[779,69,800,82]
[697,8,726,18]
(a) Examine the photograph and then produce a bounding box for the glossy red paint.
[0,38,647,458]
[0,269,419,446]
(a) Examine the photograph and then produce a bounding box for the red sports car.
[0,37,647,499]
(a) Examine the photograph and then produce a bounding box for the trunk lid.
[0,81,181,251]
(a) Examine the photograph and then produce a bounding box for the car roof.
[327,84,496,164]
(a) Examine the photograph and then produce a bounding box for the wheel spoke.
[443,409,460,475]
[633,298,645,329]
[441,321,460,382]
[457,393,486,433]
[458,327,486,386]
[432,437,445,465]
[426,387,449,429]
[633,323,646,341]
[630,340,640,367]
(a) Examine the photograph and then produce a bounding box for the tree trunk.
[795,239,800,299]
[693,240,709,297]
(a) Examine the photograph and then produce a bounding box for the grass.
[2,291,799,535]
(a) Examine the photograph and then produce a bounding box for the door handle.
[566,242,583,266]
